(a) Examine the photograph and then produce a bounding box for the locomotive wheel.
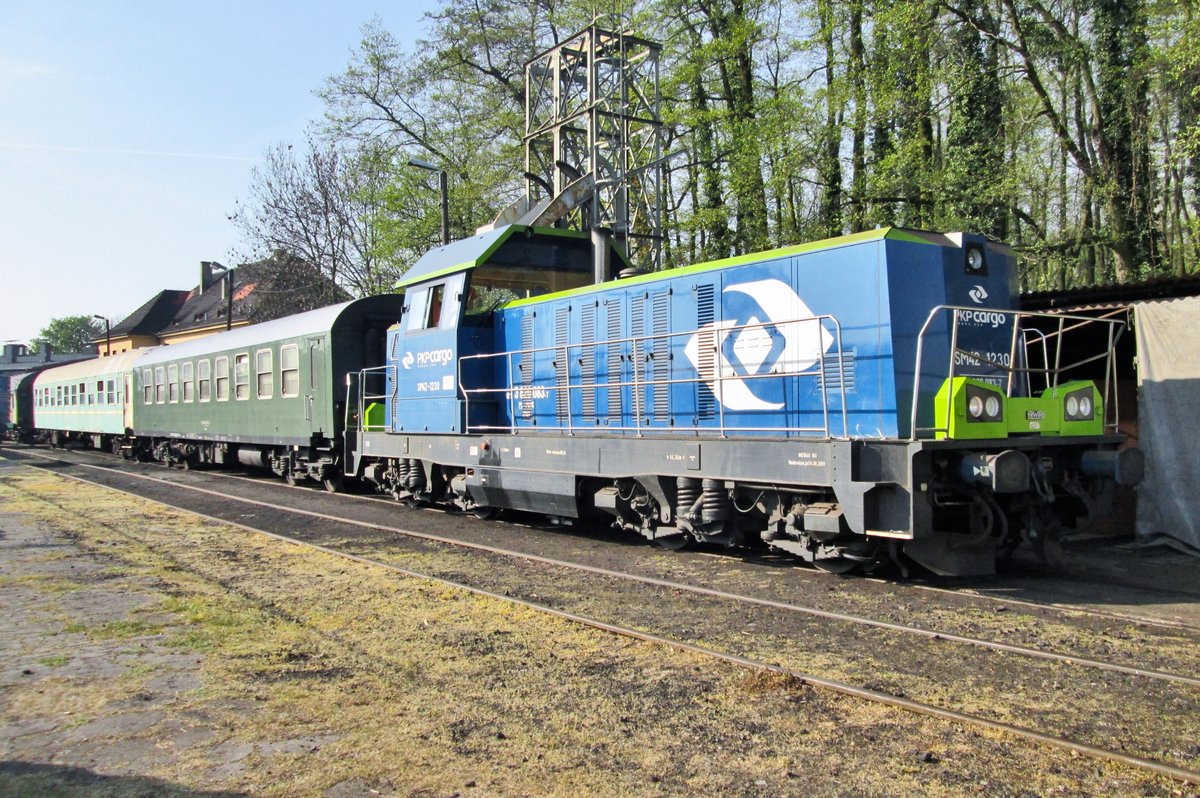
[472,505,499,520]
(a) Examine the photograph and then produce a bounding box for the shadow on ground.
[0,761,249,798]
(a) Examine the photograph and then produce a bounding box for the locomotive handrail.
[457,313,849,438]
[910,305,1127,440]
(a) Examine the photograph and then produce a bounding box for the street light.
[408,157,450,246]
[92,315,111,357]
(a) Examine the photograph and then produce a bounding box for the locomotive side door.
[306,336,327,436]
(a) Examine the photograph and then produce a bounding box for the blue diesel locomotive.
[347,226,1142,576]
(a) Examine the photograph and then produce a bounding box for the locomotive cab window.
[280,345,299,398]
[234,353,250,400]
[404,273,464,332]
[215,357,230,401]
[256,349,273,399]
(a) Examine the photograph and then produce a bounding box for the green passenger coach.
[32,349,149,450]
[132,296,403,487]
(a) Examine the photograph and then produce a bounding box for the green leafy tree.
[34,316,101,354]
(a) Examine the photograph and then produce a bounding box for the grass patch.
[91,618,163,639]
[37,654,70,667]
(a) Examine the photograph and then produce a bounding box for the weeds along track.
[7,446,1200,786]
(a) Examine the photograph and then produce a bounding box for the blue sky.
[0,1,437,345]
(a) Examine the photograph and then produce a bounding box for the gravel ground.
[1,461,1196,797]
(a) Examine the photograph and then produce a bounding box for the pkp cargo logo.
[401,351,415,369]
[684,279,835,411]
[968,284,989,304]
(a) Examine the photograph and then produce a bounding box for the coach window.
[155,367,166,403]
[215,357,230,401]
[55,386,62,407]
[280,345,299,398]
[143,369,153,404]
[80,382,88,405]
[168,364,179,403]
[106,379,116,405]
[198,359,211,402]
[182,362,194,403]
[256,349,273,399]
[234,353,250,400]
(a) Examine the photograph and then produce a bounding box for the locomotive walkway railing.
[910,305,1128,441]
[457,313,850,438]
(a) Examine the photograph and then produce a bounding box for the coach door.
[306,336,328,436]
[123,374,134,431]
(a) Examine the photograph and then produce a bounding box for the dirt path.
[0,464,1188,797]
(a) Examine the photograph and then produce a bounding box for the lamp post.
[408,157,450,246]
[92,315,111,357]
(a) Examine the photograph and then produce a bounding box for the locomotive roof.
[499,226,938,308]
[33,349,154,385]
[135,299,360,366]
[394,225,605,289]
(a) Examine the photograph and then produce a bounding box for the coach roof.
[135,300,360,367]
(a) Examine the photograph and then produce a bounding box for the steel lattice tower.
[524,24,664,270]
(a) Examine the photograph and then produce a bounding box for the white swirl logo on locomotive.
[684,278,836,411]
[402,348,454,369]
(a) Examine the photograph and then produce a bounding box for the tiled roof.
[108,290,190,337]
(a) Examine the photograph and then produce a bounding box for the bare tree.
[231,136,398,296]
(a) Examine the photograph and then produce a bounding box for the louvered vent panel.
[606,301,622,420]
[651,291,670,420]
[695,285,716,418]
[817,349,857,394]
[519,314,534,418]
[554,307,570,423]
[580,304,596,421]
[631,297,646,420]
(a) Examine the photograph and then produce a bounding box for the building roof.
[0,344,93,374]
[109,290,190,337]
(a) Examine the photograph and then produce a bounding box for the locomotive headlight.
[966,247,985,272]
[965,383,1003,423]
[1063,387,1096,421]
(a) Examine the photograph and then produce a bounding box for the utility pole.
[408,157,450,245]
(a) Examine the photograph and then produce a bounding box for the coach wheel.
[652,531,693,551]
[472,505,499,520]
[323,473,344,493]
[285,470,299,487]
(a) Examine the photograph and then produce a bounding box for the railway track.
[5,444,1200,788]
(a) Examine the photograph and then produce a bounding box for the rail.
[910,305,1127,440]
[457,314,850,438]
